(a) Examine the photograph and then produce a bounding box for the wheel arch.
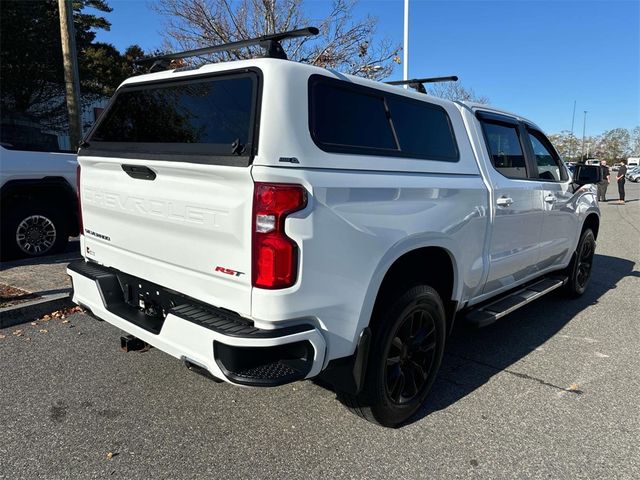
[358,240,461,338]
[323,242,459,396]
[1,177,79,236]
[582,212,600,239]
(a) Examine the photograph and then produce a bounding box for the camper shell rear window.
[84,69,261,166]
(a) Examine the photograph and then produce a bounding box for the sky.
[90,0,639,136]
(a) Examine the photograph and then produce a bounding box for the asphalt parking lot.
[1,184,638,479]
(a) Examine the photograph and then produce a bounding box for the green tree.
[548,130,580,161]
[598,128,631,163]
[0,1,142,133]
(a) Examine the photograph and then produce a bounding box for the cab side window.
[481,121,528,179]
[527,130,567,182]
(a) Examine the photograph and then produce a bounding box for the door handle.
[544,194,556,204]
[496,196,514,207]
[122,164,156,180]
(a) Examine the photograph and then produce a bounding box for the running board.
[466,276,567,328]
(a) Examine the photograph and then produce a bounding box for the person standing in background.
[616,160,627,205]
[598,160,610,202]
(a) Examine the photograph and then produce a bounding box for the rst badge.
[214,266,245,277]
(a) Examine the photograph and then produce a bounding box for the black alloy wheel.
[385,306,438,405]
[563,228,596,297]
[575,233,595,291]
[337,285,446,427]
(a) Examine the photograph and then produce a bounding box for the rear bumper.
[67,260,326,386]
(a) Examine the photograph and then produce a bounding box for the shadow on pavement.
[326,254,637,427]
[411,253,637,424]
[0,240,81,272]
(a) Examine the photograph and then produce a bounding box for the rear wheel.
[1,201,69,260]
[338,285,446,427]
[563,228,596,297]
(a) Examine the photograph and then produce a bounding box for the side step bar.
[466,276,567,328]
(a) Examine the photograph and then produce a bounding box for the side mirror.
[573,164,602,185]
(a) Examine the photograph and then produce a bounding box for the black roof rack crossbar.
[137,26,319,72]
[386,76,459,94]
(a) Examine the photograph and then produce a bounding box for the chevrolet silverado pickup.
[67,30,602,427]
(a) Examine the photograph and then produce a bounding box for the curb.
[0,291,74,329]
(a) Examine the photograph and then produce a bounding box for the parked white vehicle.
[626,166,640,182]
[627,157,639,169]
[67,29,602,426]
[0,145,79,258]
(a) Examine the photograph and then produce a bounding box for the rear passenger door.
[477,113,544,295]
[523,127,577,269]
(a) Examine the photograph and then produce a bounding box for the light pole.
[58,0,82,150]
[570,100,576,160]
[580,110,588,162]
[403,0,409,88]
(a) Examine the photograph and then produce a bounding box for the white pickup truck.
[67,32,603,427]
[1,145,79,259]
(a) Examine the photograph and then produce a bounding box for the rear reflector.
[76,164,83,234]
[252,183,306,289]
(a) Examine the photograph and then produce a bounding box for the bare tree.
[154,0,400,80]
[548,130,580,160]
[427,81,489,104]
[631,126,640,156]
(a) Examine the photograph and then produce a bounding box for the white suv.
[68,30,601,427]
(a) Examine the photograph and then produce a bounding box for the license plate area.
[119,275,177,320]
[94,271,190,334]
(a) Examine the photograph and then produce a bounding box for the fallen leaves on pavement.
[0,283,38,308]
[40,306,83,322]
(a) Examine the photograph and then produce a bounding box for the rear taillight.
[76,164,83,234]
[252,183,307,289]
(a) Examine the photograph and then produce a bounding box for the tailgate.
[80,158,254,316]
[78,70,261,316]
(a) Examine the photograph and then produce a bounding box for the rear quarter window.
[308,75,459,161]
[310,82,396,151]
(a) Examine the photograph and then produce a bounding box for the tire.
[1,201,69,260]
[562,228,596,298]
[338,285,446,427]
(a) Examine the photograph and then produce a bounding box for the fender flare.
[354,233,462,340]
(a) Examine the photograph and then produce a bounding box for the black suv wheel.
[338,285,446,427]
[563,228,596,297]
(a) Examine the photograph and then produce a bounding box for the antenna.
[136,27,319,72]
[386,76,459,94]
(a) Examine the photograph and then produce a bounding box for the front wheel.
[338,285,446,427]
[563,228,596,297]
